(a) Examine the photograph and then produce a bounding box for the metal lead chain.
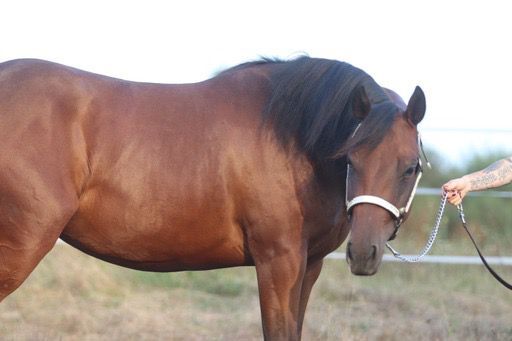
[457,203,466,224]
[385,192,448,262]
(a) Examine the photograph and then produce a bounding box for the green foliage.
[419,147,458,187]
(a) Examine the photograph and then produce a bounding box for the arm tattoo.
[470,158,512,191]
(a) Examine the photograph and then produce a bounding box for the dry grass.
[1,244,512,340]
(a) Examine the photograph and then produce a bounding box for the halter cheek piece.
[345,124,427,241]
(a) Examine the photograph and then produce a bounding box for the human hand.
[442,177,471,206]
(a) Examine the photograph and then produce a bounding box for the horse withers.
[0,57,425,340]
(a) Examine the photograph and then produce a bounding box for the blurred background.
[1,1,511,339]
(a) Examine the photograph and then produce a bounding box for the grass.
[1,243,511,340]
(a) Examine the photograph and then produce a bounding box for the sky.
[1,0,511,168]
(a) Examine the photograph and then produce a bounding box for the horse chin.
[348,259,382,276]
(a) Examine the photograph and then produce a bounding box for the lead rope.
[456,204,512,290]
[385,192,447,262]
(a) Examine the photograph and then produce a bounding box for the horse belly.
[61,191,248,272]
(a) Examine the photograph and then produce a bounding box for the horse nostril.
[347,242,353,262]
[371,245,378,260]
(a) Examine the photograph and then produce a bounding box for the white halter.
[345,161,423,221]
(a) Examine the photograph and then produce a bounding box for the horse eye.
[404,166,416,177]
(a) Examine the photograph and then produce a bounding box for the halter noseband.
[345,124,425,240]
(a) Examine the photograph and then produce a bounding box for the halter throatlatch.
[345,125,424,241]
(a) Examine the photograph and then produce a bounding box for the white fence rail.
[417,187,512,198]
[327,252,512,266]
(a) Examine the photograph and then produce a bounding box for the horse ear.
[405,86,426,125]
[352,85,371,120]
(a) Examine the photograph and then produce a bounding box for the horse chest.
[304,210,350,259]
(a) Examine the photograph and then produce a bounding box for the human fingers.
[443,179,463,191]
[447,192,463,206]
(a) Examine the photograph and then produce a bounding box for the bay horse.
[0,57,425,340]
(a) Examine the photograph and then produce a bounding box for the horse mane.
[224,56,399,160]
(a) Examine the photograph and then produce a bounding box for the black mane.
[226,56,399,160]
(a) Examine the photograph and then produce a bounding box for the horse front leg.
[0,178,78,302]
[251,238,307,341]
[296,259,323,338]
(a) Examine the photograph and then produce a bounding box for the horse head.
[345,86,426,275]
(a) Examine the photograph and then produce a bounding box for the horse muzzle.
[345,198,399,276]
[346,239,384,275]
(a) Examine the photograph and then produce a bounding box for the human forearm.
[463,157,512,191]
